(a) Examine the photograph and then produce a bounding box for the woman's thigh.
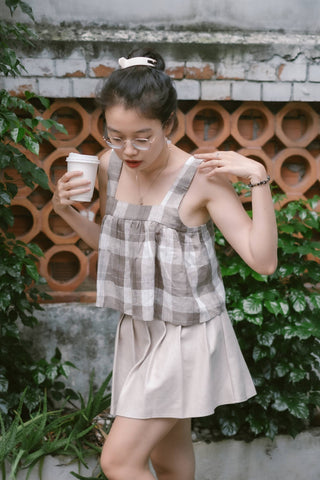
[101,415,179,470]
[150,418,195,480]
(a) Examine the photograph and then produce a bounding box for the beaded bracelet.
[248,175,271,188]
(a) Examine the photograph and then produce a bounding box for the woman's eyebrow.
[107,126,153,134]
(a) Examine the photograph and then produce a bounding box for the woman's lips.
[125,160,142,168]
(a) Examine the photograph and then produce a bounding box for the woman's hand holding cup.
[52,153,100,212]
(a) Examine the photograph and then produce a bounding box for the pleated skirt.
[111,311,256,419]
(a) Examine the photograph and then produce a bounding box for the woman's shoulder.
[168,144,192,172]
[98,149,113,195]
[99,149,112,173]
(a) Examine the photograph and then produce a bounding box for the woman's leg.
[150,418,195,480]
[100,415,179,480]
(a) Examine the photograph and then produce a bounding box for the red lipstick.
[125,160,142,168]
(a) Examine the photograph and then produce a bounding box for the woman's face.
[104,104,170,172]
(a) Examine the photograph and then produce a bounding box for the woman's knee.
[100,456,128,480]
[151,456,195,480]
[100,448,117,479]
[100,447,151,480]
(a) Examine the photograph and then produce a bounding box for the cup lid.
[66,152,99,163]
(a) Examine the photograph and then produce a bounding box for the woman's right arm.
[52,151,110,251]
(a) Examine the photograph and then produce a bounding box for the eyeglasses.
[103,133,156,151]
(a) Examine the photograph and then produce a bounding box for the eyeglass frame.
[103,128,157,151]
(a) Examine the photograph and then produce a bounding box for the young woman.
[53,47,277,480]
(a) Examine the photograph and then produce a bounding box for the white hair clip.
[118,56,156,69]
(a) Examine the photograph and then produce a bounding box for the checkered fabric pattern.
[96,152,226,326]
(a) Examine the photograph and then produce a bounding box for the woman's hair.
[96,47,178,135]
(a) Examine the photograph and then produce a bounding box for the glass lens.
[132,139,150,150]
[103,135,153,151]
[105,139,122,149]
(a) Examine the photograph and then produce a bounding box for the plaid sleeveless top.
[96,151,226,326]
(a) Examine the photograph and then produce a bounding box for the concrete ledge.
[27,27,320,49]
[194,428,320,480]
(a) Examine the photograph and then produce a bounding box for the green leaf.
[0,398,9,415]
[264,419,278,440]
[253,345,268,361]
[219,418,239,437]
[36,95,50,109]
[242,294,263,315]
[0,291,11,310]
[51,347,62,362]
[13,244,26,258]
[0,374,9,393]
[309,391,320,405]
[23,135,39,155]
[283,319,320,340]
[46,365,58,381]
[246,314,263,326]
[277,264,293,277]
[59,365,72,378]
[288,400,309,419]
[265,299,289,316]
[0,191,11,205]
[10,126,25,143]
[257,331,274,347]
[251,271,269,282]
[289,369,306,383]
[19,0,35,21]
[289,290,307,312]
[246,413,266,435]
[0,117,8,135]
[27,242,43,257]
[309,293,320,309]
[272,396,288,412]
[255,390,273,409]
[273,393,310,419]
[275,363,290,378]
[229,308,245,323]
[0,152,12,169]
[25,262,39,280]
[33,371,46,385]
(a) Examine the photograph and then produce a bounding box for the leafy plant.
[0,0,35,78]
[0,0,73,423]
[0,373,112,480]
[194,193,320,440]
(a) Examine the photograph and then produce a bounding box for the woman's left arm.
[196,151,278,275]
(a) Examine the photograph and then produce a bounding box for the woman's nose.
[123,140,138,155]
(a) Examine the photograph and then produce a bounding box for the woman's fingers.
[60,170,90,184]
[197,152,229,176]
[195,152,220,160]
[53,170,91,207]
[196,151,267,180]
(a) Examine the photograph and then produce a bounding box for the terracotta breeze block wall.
[6,99,320,301]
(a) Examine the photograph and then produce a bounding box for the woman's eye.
[134,138,149,145]
[111,137,123,144]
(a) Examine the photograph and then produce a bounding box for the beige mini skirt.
[110,311,256,419]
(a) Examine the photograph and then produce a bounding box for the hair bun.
[127,47,165,71]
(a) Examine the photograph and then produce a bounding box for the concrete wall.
[1,0,320,33]
[2,0,320,101]
[9,429,320,480]
[21,304,119,396]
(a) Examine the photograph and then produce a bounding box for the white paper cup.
[66,153,99,202]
